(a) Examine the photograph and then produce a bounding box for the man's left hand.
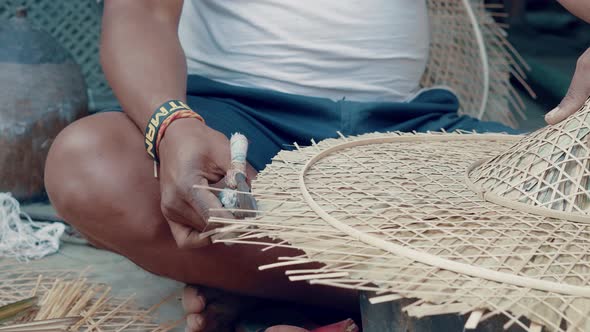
[545,47,590,124]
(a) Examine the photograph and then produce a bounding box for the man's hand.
[158,118,234,248]
[545,48,590,125]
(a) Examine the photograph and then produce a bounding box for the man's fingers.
[546,49,590,125]
[189,179,235,222]
[167,219,211,249]
[161,192,207,230]
[161,176,235,248]
[161,191,212,247]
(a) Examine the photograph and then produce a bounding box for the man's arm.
[100,0,234,248]
[557,0,590,23]
[101,0,187,130]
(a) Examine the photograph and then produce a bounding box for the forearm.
[558,0,590,23]
[100,0,186,130]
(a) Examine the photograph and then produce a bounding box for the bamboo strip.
[83,295,134,332]
[30,276,42,297]
[464,310,484,329]
[0,317,78,332]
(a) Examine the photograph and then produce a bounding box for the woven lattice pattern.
[0,0,110,101]
[469,98,590,222]
[0,259,178,331]
[214,131,590,331]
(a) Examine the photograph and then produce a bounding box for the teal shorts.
[182,75,519,170]
[104,74,520,171]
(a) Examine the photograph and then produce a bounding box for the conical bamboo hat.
[468,98,590,223]
[214,99,590,332]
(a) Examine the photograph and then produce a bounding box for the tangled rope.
[0,193,64,261]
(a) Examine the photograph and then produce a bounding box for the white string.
[0,193,64,261]
[219,188,238,209]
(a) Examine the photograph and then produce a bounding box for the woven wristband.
[144,100,202,162]
[155,110,204,157]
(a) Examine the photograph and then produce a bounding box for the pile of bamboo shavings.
[0,259,182,331]
[211,128,590,332]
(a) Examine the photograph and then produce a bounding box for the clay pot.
[0,8,88,200]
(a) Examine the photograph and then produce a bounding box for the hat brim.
[214,131,590,331]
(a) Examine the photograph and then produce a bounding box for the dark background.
[495,0,590,130]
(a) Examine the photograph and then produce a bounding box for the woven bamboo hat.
[468,98,590,223]
[214,99,590,332]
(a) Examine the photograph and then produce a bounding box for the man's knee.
[46,115,107,218]
[45,113,135,220]
[44,113,166,245]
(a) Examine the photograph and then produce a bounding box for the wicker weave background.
[0,0,111,109]
[422,0,530,127]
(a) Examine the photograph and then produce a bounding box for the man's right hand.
[101,1,236,249]
[158,118,234,248]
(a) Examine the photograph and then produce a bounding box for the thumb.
[546,81,589,125]
[546,51,590,125]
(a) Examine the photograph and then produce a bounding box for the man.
[44,1,589,331]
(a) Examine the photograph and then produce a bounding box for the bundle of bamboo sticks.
[0,267,182,332]
[0,276,113,331]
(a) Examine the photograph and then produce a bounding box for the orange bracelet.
[155,109,205,156]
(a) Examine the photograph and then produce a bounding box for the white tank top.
[178,0,430,102]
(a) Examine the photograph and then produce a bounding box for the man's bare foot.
[182,286,207,332]
[182,285,261,332]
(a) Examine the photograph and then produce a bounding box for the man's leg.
[44,112,356,319]
[349,88,523,136]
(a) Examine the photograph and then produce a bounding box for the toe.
[186,313,205,332]
[183,286,207,313]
